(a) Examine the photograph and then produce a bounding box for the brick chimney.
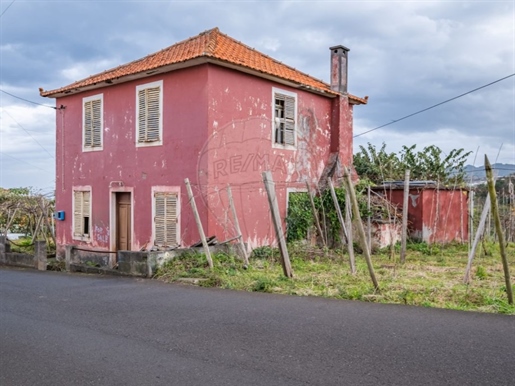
[330,45,350,94]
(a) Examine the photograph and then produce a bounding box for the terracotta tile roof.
[40,28,367,104]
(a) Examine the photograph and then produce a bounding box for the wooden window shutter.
[73,191,83,236]
[273,92,296,146]
[165,193,177,246]
[138,86,160,143]
[91,99,101,147]
[82,191,90,235]
[73,190,90,237]
[283,95,295,146]
[84,99,102,148]
[84,101,93,148]
[154,192,177,247]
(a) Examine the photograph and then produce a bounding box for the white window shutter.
[73,191,82,236]
[84,101,93,148]
[273,92,296,146]
[284,95,295,146]
[154,194,166,245]
[84,98,102,149]
[139,86,161,143]
[165,193,177,246]
[91,99,102,147]
[154,192,177,247]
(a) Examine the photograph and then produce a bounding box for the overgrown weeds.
[154,241,515,315]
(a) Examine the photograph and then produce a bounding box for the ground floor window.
[154,191,178,247]
[73,189,91,240]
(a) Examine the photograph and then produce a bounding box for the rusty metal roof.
[40,27,367,104]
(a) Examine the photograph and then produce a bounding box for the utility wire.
[354,73,515,138]
[0,151,52,173]
[1,109,55,159]
[0,0,16,18]
[0,89,56,109]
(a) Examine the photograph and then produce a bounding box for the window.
[272,88,297,148]
[136,80,163,146]
[73,189,91,240]
[83,94,103,151]
[154,192,178,247]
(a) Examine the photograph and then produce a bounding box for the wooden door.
[116,192,132,251]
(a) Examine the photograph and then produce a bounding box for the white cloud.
[60,59,121,84]
[0,0,513,189]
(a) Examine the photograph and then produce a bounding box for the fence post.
[262,171,293,278]
[226,185,249,267]
[367,186,371,254]
[184,178,213,269]
[400,169,410,264]
[328,178,355,274]
[65,245,74,272]
[464,195,490,284]
[343,167,379,291]
[305,181,326,247]
[34,240,47,271]
[0,235,9,264]
[485,156,513,304]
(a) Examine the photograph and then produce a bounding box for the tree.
[0,187,55,245]
[354,143,471,186]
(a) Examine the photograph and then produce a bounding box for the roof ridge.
[205,27,218,55]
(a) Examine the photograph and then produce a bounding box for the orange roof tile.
[40,28,367,104]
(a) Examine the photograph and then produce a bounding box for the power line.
[0,0,16,18]
[0,151,52,173]
[354,73,515,138]
[1,109,55,159]
[0,89,56,110]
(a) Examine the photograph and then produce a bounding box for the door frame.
[109,186,134,267]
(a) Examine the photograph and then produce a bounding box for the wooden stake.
[306,181,326,247]
[485,156,513,304]
[367,186,371,255]
[184,178,213,269]
[262,171,293,278]
[400,169,410,264]
[464,195,490,284]
[469,190,474,245]
[328,178,355,274]
[345,189,356,273]
[343,167,379,291]
[226,184,249,267]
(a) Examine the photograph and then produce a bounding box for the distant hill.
[464,163,515,183]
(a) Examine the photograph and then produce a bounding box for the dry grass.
[155,242,515,315]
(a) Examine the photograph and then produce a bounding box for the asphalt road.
[1,267,514,386]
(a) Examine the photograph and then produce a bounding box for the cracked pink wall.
[54,63,355,255]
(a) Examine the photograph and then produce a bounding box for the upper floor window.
[272,88,297,149]
[83,94,103,151]
[73,188,91,241]
[136,80,163,147]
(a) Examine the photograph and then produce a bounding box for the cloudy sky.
[0,0,514,192]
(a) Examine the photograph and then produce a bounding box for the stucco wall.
[384,188,469,244]
[54,63,354,255]
[200,65,351,247]
[55,66,210,256]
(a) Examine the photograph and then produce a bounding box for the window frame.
[272,87,297,150]
[82,94,103,152]
[136,80,163,147]
[152,187,180,248]
[72,187,92,241]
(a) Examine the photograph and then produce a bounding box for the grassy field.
[155,241,515,315]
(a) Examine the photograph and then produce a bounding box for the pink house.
[41,28,367,261]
